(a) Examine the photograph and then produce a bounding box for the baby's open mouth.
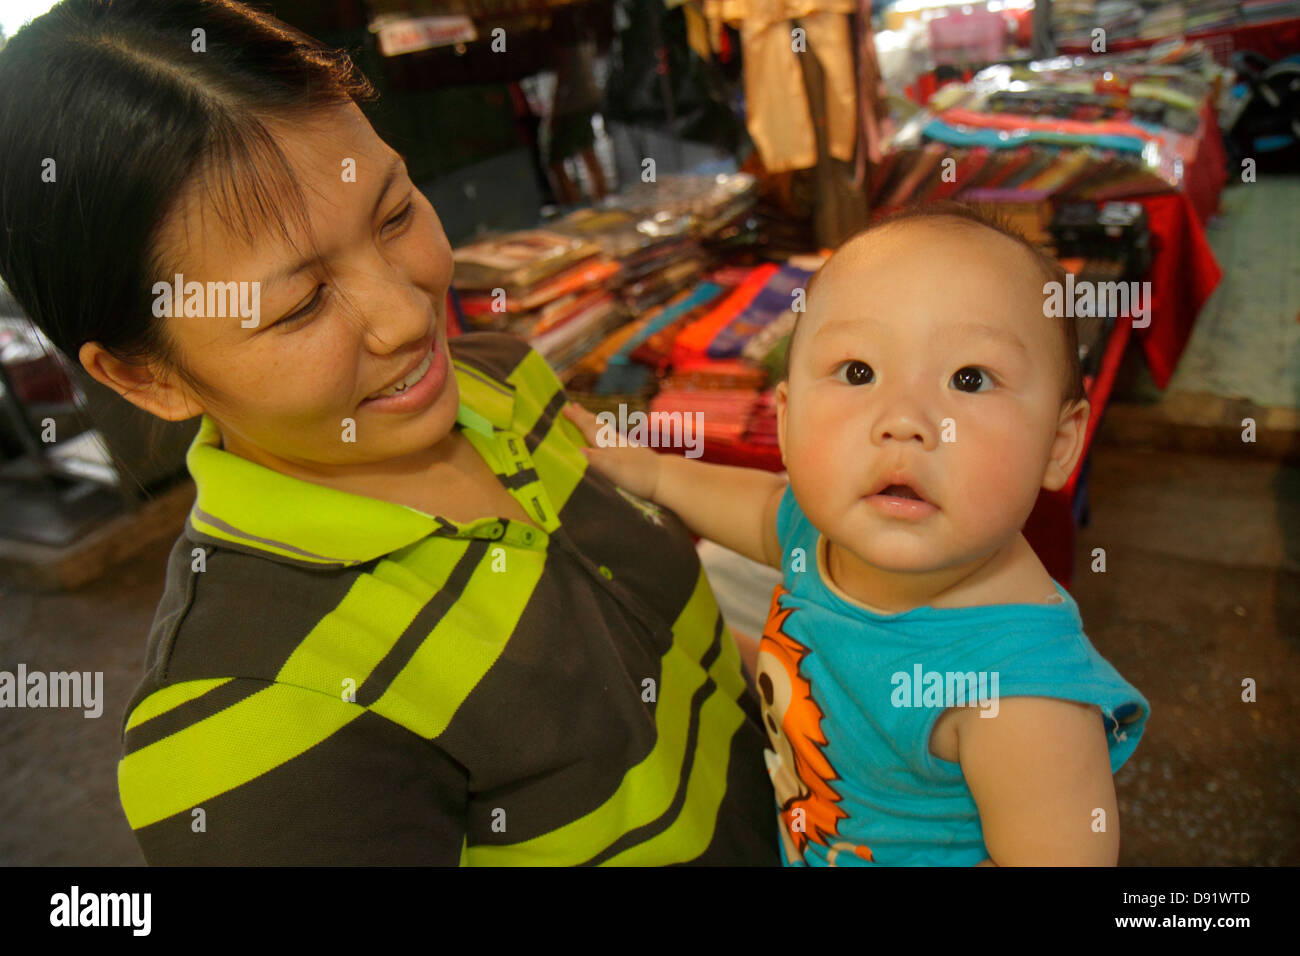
[879,484,922,501]
[866,478,938,517]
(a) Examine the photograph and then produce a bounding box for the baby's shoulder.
[933,535,1063,610]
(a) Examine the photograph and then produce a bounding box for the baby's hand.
[562,402,664,502]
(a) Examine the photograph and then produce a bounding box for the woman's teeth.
[368,351,432,400]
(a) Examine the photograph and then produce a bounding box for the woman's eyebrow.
[258,153,408,289]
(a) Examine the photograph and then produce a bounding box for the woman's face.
[120,102,459,474]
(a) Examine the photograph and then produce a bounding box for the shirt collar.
[185,355,517,569]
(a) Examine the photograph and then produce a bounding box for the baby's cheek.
[949,425,1045,533]
[787,438,843,513]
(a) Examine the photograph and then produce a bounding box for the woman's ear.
[78,341,204,422]
[1042,398,1091,492]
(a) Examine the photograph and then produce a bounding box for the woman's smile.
[359,334,448,412]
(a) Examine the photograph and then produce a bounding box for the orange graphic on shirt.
[756,584,873,865]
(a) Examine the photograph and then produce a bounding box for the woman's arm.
[562,403,787,568]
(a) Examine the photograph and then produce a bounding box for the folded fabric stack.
[1057,0,1256,46]
[597,173,761,310]
[649,382,766,449]
[664,261,825,374]
[452,174,763,376]
[1239,0,1300,21]
[1183,0,1244,31]
[879,48,1215,211]
[705,263,814,360]
[870,143,1175,212]
[984,87,1202,134]
[601,172,758,240]
[452,228,626,371]
[578,280,733,397]
[1054,0,1146,45]
[1139,2,1187,38]
[1054,0,1100,43]
[564,254,824,441]
[547,206,709,315]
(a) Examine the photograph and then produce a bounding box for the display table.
[692,202,1220,587]
[1132,100,1226,389]
[446,91,1228,591]
[1059,17,1300,67]
[692,94,1226,585]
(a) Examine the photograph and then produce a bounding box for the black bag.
[602,0,748,155]
[1223,51,1300,173]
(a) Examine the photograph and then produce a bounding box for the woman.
[0,0,779,865]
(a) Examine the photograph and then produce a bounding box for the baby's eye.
[951,366,993,392]
[835,360,874,386]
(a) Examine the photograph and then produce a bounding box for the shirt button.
[598,565,613,580]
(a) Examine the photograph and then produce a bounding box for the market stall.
[444,30,1232,586]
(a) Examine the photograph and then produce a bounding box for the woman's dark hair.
[0,0,376,401]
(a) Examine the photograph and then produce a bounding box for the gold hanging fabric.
[704,0,857,174]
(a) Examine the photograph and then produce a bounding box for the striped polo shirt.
[117,331,780,865]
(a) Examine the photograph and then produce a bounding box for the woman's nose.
[355,261,439,351]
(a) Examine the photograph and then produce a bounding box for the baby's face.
[777,221,1079,575]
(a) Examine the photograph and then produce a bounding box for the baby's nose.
[871,407,937,448]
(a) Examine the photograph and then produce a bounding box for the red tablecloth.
[1135,191,1223,388]
[1021,311,1134,586]
[1129,100,1226,389]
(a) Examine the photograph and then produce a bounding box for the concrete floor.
[1167,176,1300,411]
[1072,446,1299,865]
[0,440,1296,866]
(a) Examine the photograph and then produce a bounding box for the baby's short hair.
[785,201,1086,405]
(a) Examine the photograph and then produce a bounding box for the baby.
[563,203,1149,867]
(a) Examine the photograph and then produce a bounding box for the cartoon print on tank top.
[756,584,873,866]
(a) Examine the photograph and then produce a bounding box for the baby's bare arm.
[958,697,1120,866]
[562,403,786,567]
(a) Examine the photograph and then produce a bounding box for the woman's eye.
[384,201,414,234]
[279,285,325,326]
[835,360,874,386]
[951,366,993,392]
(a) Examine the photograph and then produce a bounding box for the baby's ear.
[1042,398,1090,491]
[775,381,790,465]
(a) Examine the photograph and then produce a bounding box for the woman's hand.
[562,402,664,502]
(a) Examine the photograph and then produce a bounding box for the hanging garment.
[853,0,891,182]
[706,0,858,173]
[606,0,749,154]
